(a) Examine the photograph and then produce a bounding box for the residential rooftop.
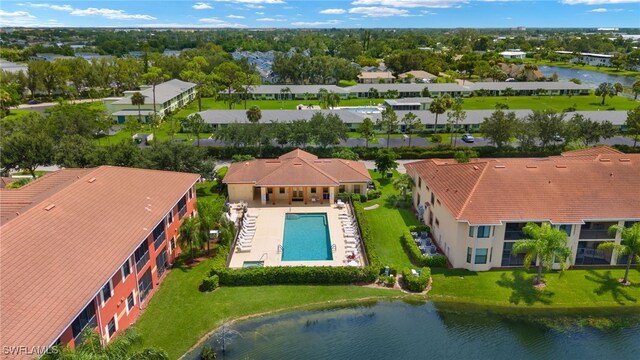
[112,79,195,106]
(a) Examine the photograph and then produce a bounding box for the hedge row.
[210,265,377,286]
[402,267,431,292]
[352,201,382,272]
[400,231,448,268]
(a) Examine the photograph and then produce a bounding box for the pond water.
[184,301,640,360]
[539,65,637,88]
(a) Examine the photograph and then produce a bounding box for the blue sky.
[0,1,638,28]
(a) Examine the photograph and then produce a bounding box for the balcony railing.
[139,280,153,303]
[504,231,526,241]
[579,230,615,240]
[135,251,150,271]
[73,315,96,345]
[153,231,166,250]
[178,206,187,219]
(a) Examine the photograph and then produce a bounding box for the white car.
[461,134,475,143]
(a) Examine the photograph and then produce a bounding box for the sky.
[0,0,639,29]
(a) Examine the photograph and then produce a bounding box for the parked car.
[26,99,42,105]
[553,134,564,142]
[461,133,475,143]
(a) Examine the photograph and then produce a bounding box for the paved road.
[14,99,99,114]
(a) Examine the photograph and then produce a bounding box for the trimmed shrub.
[210,266,376,286]
[384,275,396,287]
[351,193,361,202]
[402,267,431,292]
[367,189,382,200]
[400,232,448,268]
[408,225,430,233]
[201,274,220,292]
[353,201,381,271]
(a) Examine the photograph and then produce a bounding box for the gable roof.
[406,148,640,225]
[0,166,200,352]
[224,149,371,186]
[112,79,195,106]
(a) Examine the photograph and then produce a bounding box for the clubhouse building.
[0,166,199,356]
[224,149,371,205]
[405,147,640,271]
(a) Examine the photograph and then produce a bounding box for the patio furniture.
[237,244,252,252]
[336,200,345,209]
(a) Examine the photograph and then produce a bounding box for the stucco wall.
[228,184,255,202]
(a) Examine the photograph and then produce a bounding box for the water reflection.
[184,301,640,360]
[539,65,637,88]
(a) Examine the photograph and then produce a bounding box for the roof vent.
[555,165,567,168]
[526,165,537,169]
[88,177,97,183]
[494,165,506,169]
[619,158,631,162]
[44,204,56,211]
[599,158,611,162]
[472,166,479,170]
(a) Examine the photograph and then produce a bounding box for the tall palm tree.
[179,217,203,264]
[327,92,341,109]
[597,222,640,285]
[43,327,168,360]
[197,199,220,255]
[188,113,206,146]
[429,96,450,134]
[130,92,145,124]
[512,222,572,285]
[392,173,414,200]
[280,86,291,108]
[143,67,166,119]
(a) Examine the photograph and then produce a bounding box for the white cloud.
[69,8,156,20]
[255,11,265,14]
[291,20,342,26]
[0,10,37,26]
[245,4,265,8]
[256,17,287,21]
[589,7,607,11]
[561,0,640,4]
[200,17,225,22]
[214,0,286,4]
[28,3,74,11]
[193,2,213,10]
[350,0,468,8]
[320,8,347,14]
[139,22,247,28]
[349,6,409,16]
[588,7,624,12]
[227,14,245,18]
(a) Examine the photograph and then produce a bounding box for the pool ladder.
[260,253,268,261]
[331,243,337,252]
[277,244,283,254]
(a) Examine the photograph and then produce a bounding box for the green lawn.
[362,170,420,270]
[430,268,640,310]
[2,109,36,121]
[135,256,406,359]
[462,95,639,111]
[174,97,385,120]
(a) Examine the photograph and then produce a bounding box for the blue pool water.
[282,213,332,261]
[343,106,382,113]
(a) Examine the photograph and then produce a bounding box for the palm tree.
[392,173,414,200]
[130,92,145,124]
[512,222,572,285]
[327,92,341,109]
[429,96,451,134]
[179,217,203,264]
[43,327,168,360]
[246,105,262,124]
[197,199,220,255]
[188,113,206,146]
[597,222,640,285]
[143,67,167,119]
[279,86,291,108]
[595,82,616,105]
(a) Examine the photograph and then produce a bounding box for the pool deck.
[228,203,364,268]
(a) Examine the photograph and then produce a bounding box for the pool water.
[343,106,382,113]
[282,213,332,261]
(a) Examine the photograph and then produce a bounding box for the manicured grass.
[135,256,406,359]
[462,95,639,111]
[173,97,385,120]
[2,109,36,121]
[362,170,420,270]
[430,267,640,310]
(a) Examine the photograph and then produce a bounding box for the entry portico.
[224,149,371,205]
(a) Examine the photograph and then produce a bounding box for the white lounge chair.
[237,244,252,252]
[345,238,358,244]
[239,229,255,237]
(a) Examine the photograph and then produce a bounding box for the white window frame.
[126,290,136,315]
[121,258,132,280]
[166,210,173,225]
[105,315,118,341]
[100,279,114,307]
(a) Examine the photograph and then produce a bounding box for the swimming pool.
[282,213,332,261]
[341,106,382,114]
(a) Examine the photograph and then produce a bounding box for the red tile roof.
[406,148,640,225]
[0,166,200,353]
[224,149,371,186]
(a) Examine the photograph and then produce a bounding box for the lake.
[184,301,640,360]
[539,65,637,88]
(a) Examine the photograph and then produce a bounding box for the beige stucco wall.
[341,183,368,195]
[228,184,254,203]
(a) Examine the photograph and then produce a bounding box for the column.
[272,187,276,205]
[329,187,335,204]
[288,187,292,205]
[303,187,307,205]
[260,187,266,205]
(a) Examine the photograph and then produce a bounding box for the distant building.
[384,97,433,111]
[500,50,527,59]
[357,71,396,84]
[104,79,196,123]
[555,51,613,67]
[398,70,437,83]
[0,166,199,357]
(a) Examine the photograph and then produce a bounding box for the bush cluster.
[378,274,396,287]
[201,274,220,292]
[400,232,448,268]
[210,266,376,286]
[402,267,431,292]
[367,189,382,200]
[408,225,430,233]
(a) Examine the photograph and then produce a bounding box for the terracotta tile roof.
[406,149,640,225]
[0,166,200,353]
[560,145,623,157]
[224,149,371,186]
